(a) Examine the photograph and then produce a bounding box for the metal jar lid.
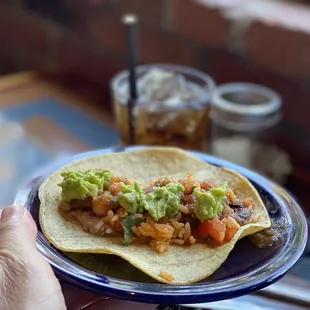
[210,83,282,132]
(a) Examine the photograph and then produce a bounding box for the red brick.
[286,85,310,131]
[111,0,166,28]
[276,131,310,171]
[207,50,253,83]
[245,21,310,79]
[89,14,125,53]
[139,28,197,65]
[174,0,229,47]
[0,8,48,57]
[207,50,296,89]
[57,34,127,108]
[1,45,46,72]
[0,7,60,72]
[286,174,310,216]
[57,34,125,86]
[68,0,165,35]
[285,152,310,215]
[0,0,21,6]
[90,14,198,66]
[65,0,116,34]
[0,47,19,73]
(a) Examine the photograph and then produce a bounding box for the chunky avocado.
[193,183,227,220]
[118,182,146,214]
[144,182,185,221]
[58,170,112,202]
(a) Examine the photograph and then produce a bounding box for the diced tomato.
[225,227,236,241]
[243,198,254,208]
[196,220,213,238]
[223,216,240,242]
[124,177,133,185]
[111,175,121,183]
[58,202,71,212]
[209,217,226,244]
[109,183,121,196]
[200,180,215,191]
[197,216,240,245]
[179,174,197,195]
[114,221,124,233]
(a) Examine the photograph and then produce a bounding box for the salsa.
[248,218,287,248]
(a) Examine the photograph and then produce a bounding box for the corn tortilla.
[39,147,271,284]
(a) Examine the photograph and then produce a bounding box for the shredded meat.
[219,204,252,226]
[109,182,121,196]
[220,205,234,218]
[70,198,93,209]
[180,193,196,208]
[92,193,120,216]
[229,201,245,209]
[144,177,175,192]
[70,210,123,235]
[178,175,197,194]
[70,211,109,235]
[157,177,175,187]
[229,207,252,226]
[144,184,157,194]
[180,214,199,230]
[200,180,215,191]
[111,176,133,185]
[59,197,93,211]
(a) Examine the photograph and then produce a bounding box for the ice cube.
[117,67,206,107]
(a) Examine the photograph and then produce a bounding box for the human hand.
[0,205,66,310]
[0,205,156,310]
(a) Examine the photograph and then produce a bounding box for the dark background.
[0,0,310,214]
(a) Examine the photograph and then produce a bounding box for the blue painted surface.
[0,138,49,208]
[0,97,119,207]
[2,98,119,149]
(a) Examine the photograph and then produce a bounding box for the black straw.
[122,14,139,145]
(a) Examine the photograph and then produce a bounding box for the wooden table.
[0,71,116,151]
[0,72,309,310]
[0,71,119,207]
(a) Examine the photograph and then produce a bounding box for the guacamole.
[193,183,227,220]
[58,169,227,222]
[144,182,185,221]
[118,182,146,214]
[58,170,112,202]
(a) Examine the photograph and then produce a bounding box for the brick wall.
[1,0,310,207]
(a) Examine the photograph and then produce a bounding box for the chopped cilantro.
[122,215,145,246]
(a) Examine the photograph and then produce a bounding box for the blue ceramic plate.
[15,146,308,304]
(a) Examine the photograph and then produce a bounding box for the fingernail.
[1,205,25,222]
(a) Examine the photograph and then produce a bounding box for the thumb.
[0,205,37,259]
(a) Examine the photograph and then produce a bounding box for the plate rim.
[14,145,308,304]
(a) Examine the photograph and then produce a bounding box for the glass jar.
[110,64,215,150]
[209,82,282,170]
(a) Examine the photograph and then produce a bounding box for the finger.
[0,205,37,258]
[1,204,37,236]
